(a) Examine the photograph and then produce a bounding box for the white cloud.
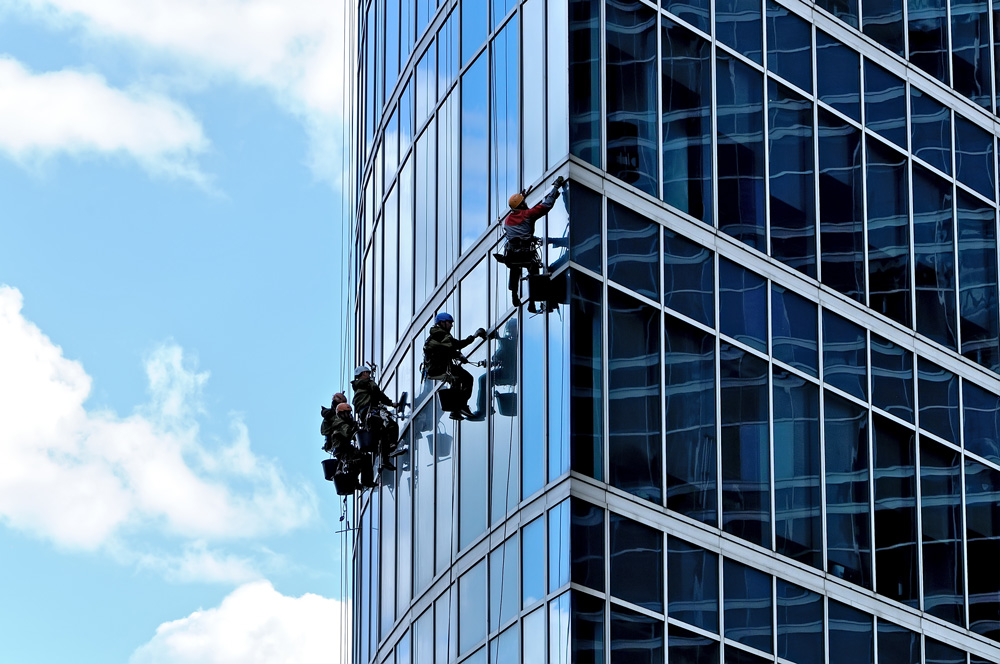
[0,56,209,183]
[0,285,316,568]
[129,581,349,664]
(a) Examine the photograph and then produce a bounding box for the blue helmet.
[435,312,454,324]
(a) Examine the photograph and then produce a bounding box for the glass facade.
[350,0,1000,662]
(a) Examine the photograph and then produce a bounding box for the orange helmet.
[508,191,525,210]
[332,392,347,404]
[336,403,352,413]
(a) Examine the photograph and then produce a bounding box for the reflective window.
[824,391,872,588]
[550,500,571,592]
[664,315,717,525]
[771,285,818,375]
[873,415,919,607]
[608,289,662,502]
[491,21,519,225]
[964,381,1000,463]
[717,0,763,63]
[522,606,545,664]
[951,0,992,108]
[569,0,602,166]
[725,648,771,664]
[436,590,454,664]
[383,184,399,355]
[828,601,873,664]
[522,516,545,608]
[920,440,964,625]
[910,89,951,174]
[461,0,486,64]
[871,333,914,421]
[438,10,459,93]
[913,165,957,349]
[956,115,996,199]
[459,344,489,549]
[664,0,710,33]
[664,229,714,326]
[415,608,433,664]
[864,63,906,148]
[381,458,397,638]
[908,0,949,83]
[569,275,603,479]
[863,0,904,55]
[397,628,411,664]
[717,54,766,249]
[522,0,544,184]
[818,109,865,302]
[918,358,959,443]
[550,592,571,664]
[817,32,861,120]
[766,1,812,92]
[438,93,460,282]
[547,0,570,166]
[436,404,456,574]
[610,512,664,611]
[925,638,966,664]
[399,157,414,332]
[416,127,437,307]
[867,138,912,327]
[386,0,401,91]
[958,194,1000,371]
[724,559,772,653]
[459,560,487,653]
[824,311,867,400]
[416,43,436,127]
[490,537,518,632]
[413,403,435,593]
[522,308,545,498]
[397,438,413,615]
[668,625,719,664]
[768,80,816,277]
[720,258,767,353]
[661,19,713,223]
[816,0,858,27]
[571,499,604,591]
[489,626,518,664]
[776,580,822,663]
[966,459,1000,640]
[607,201,660,299]
[570,183,603,273]
[572,592,605,664]
[611,605,664,664]
[493,0,515,26]
[877,620,919,664]
[721,343,771,548]
[491,315,519,523]
[461,53,489,252]
[606,0,658,196]
[668,538,718,632]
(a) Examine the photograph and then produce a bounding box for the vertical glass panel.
[910,89,951,174]
[817,32,861,120]
[726,648,771,664]
[611,605,665,664]
[550,593,571,664]
[400,78,414,157]
[414,403,435,593]
[871,333,914,421]
[460,342,489,542]
[663,229,714,326]
[766,1,812,92]
[773,370,822,568]
[386,107,401,185]
[828,601,873,664]
[399,157,415,332]
[549,499,571,592]
[439,10,459,94]
[461,52,489,252]
[570,183,603,274]
[415,122,436,310]
[522,516,545,608]
[918,358,960,443]
[384,186,400,355]
[818,109,865,302]
[912,165,956,348]
[607,201,660,299]
[864,63,907,148]
[547,0,570,166]
[523,606,545,664]
[573,592,605,664]
[863,0,905,54]
[667,538,719,632]
[723,559,772,653]
[824,391,873,588]
[720,343,771,548]
[867,138,911,327]
[966,459,1000,640]
[717,53,766,249]
[387,0,401,91]
[661,18,713,223]
[436,404,456,574]
[435,589,455,664]
[957,193,1000,371]
[768,80,816,277]
[491,316,519,523]
[957,116,997,200]
[610,513,664,611]
[572,499,605,591]
[663,0,710,33]
[606,0,658,196]
[965,381,1000,463]
[415,608,433,664]
[490,537,519,631]
[877,620,919,664]
[522,308,545,499]
[570,0,602,166]
[438,92,460,282]
[776,580,822,664]
[920,439,965,625]
[570,275,603,480]
[549,189,573,272]
[925,639,966,664]
[824,311,867,400]
[460,560,487,653]
[491,19,519,226]
[397,629,411,664]
[717,0,763,63]
[771,285,818,375]
[494,0,516,25]
[951,0,992,108]
[461,0,486,64]
[873,415,919,607]
[908,0,950,83]
[668,625,719,663]
[608,289,662,503]
[381,464,398,637]
[664,315,717,526]
[489,626,519,664]
[416,43,436,126]
[523,0,545,184]
[719,258,767,353]
[397,441,413,615]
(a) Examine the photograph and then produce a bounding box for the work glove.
[475,327,487,339]
[552,175,566,188]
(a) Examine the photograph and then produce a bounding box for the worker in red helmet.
[324,403,376,489]
[320,392,348,451]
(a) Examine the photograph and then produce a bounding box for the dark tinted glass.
[925,638,966,664]
[663,0,710,32]
[607,200,660,299]
[771,285,818,375]
[864,63,906,148]
[867,138,911,327]
[608,289,662,503]
[766,1,812,92]
[570,183,603,273]
[918,358,959,443]
[863,0,904,54]
[662,19,713,223]
[664,315,717,525]
[817,32,861,119]
[725,648,771,664]
[717,54,766,249]
[816,0,858,25]
[951,0,992,108]
[611,605,664,664]
[724,559,772,653]
[910,89,951,174]
[876,620,919,664]
[610,514,663,611]
[569,0,601,166]
[966,459,1000,640]
[957,193,1000,371]
[873,415,919,607]
[719,258,767,352]
[721,344,771,548]
[908,0,949,83]
[964,381,1000,463]
[663,229,714,326]
[773,371,822,568]
[911,165,957,348]
[955,115,996,199]
[870,333,914,421]
[776,580,823,664]
[570,275,603,479]
[668,625,719,664]
[824,392,872,588]
[818,109,865,302]
[920,440,965,625]
[606,0,658,196]
[717,0,763,62]
[824,311,867,400]
[828,601,873,664]
[668,538,719,632]
[572,592,604,664]
[768,80,816,277]
[571,499,604,591]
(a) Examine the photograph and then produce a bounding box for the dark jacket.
[423,323,477,374]
[330,415,360,453]
[350,376,392,415]
[320,406,336,437]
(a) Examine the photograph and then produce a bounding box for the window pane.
[664,229,714,326]
[522,516,545,608]
[828,601,873,664]
[964,381,1000,464]
[918,358,959,443]
[867,138,911,327]
[550,500,571,592]
[550,275,571,482]
[460,52,489,253]
[817,32,861,119]
[908,0,950,83]
[873,415,919,607]
[957,194,1000,371]
[668,624,719,664]
[414,403,435,593]
[956,115,996,199]
[724,559,772,653]
[610,513,664,611]
[522,308,545,498]
[489,626,519,664]
[717,0,763,62]
[569,0,602,166]
[547,0,569,166]
[966,459,1000,640]
[776,580,823,664]
[491,316,519,523]
[436,403,456,574]
[416,43,436,126]
[951,0,992,108]
[824,311,867,400]
[523,606,545,664]
[397,440,414,615]
[382,459,397,637]
[719,258,767,353]
[771,285,818,375]
[438,92,459,282]
[668,538,719,632]
[570,275,603,479]
[864,63,906,148]
[459,344,489,549]
[925,638,966,664]
[863,0,904,55]
[607,201,660,299]
[573,591,605,664]
[415,608,433,664]
[384,185,399,355]
[818,108,865,301]
[725,648,771,664]
[877,620,919,664]
[611,605,664,664]
[522,0,544,184]
[570,183,603,273]
[910,89,951,174]
[572,499,605,591]
[490,537,519,631]
[912,165,957,348]
[766,1,812,92]
[415,123,436,309]
[461,0,486,64]
[871,333,914,421]
[550,593,572,664]
[920,440,964,625]
[663,0,710,32]
[491,19,519,224]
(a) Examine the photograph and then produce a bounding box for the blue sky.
[0,1,355,662]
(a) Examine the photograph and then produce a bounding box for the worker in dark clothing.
[494,176,566,312]
[327,403,376,489]
[351,365,401,472]
[320,392,348,452]
[422,312,487,420]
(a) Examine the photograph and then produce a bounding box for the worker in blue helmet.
[422,312,487,419]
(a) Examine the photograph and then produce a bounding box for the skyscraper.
[351,0,1000,662]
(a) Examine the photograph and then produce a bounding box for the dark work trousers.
[366,411,400,461]
[451,364,474,409]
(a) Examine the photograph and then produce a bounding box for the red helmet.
[336,403,352,413]
[332,392,347,404]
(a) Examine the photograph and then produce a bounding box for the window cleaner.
[421,312,487,420]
